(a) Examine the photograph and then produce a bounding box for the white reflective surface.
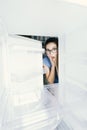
[1,84,60,130]
[0,34,60,130]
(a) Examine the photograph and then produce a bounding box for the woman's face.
[45,42,58,60]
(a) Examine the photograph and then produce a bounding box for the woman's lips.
[52,57,55,59]
[52,57,56,61]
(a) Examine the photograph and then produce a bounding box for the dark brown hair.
[45,37,58,50]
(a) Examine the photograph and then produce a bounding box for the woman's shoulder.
[43,56,51,68]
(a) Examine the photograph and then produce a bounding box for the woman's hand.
[49,56,56,67]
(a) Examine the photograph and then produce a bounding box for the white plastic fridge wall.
[0,35,60,130]
[58,25,87,130]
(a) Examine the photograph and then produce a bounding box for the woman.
[43,37,59,84]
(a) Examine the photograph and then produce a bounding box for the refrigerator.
[0,0,87,130]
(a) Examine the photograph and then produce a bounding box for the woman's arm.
[43,57,56,84]
[47,65,55,84]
